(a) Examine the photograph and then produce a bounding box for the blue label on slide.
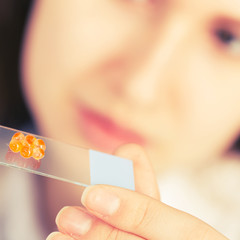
[89,150,135,190]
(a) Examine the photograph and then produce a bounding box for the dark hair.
[0,0,32,128]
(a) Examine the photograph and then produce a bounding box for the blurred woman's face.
[22,0,240,171]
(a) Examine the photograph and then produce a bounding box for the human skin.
[20,0,240,238]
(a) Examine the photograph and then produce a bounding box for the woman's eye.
[216,29,235,44]
[215,28,240,56]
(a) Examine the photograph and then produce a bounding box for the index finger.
[113,143,160,200]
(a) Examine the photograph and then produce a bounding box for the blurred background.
[0,0,239,153]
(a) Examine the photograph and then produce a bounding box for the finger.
[55,206,145,240]
[81,185,228,240]
[46,231,73,240]
[113,143,159,199]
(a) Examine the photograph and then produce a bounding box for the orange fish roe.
[9,140,22,153]
[12,132,25,142]
[9,132,46,160]
[33,139,46,151]
[20,145,33,158]
[32,147,45,160]
[25,135,36,146]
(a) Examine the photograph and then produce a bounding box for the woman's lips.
[76,106,146,152]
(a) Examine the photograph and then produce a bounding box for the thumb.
[113,143,160,200]
[81,185,228,240]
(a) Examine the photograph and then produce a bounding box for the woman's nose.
[124,16,192,107]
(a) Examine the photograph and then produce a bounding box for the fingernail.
[56,207,92,236]
[46,232,71,240]
[81,186,120,216]
[46,232,59,240]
